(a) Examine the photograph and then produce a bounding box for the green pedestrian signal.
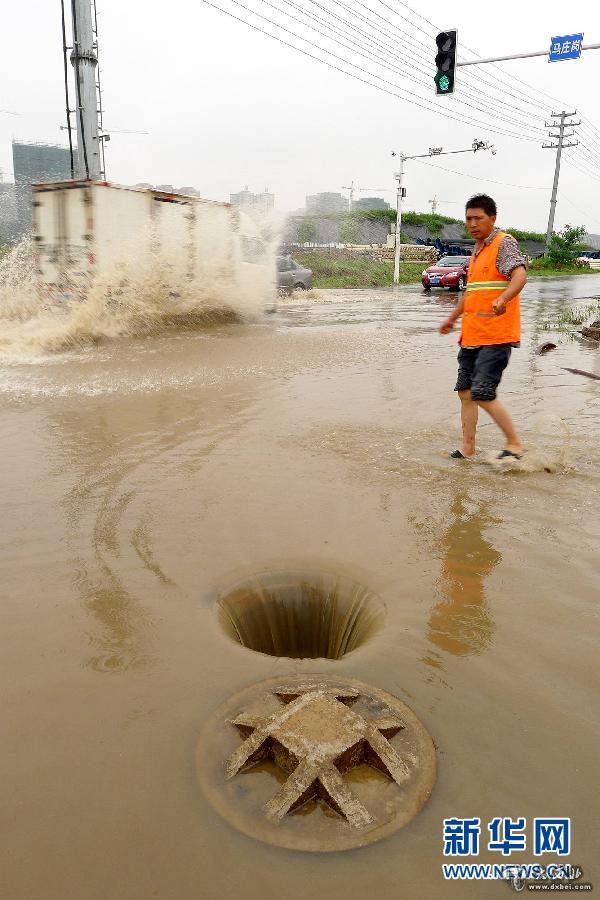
[435,30,457,96]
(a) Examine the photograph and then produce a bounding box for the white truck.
[31,180,276,315]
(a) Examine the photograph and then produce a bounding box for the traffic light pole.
[455,43,600,67]
[435,30,599,97]
[392,141,495,285]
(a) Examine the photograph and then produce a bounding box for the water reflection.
[426,494,501,658]
[52,377,260,672]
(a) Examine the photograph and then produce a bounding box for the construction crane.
[428,195,458,214]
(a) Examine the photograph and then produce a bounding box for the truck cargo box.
[31,181,275,314]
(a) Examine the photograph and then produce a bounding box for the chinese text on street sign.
[549,34,584,62]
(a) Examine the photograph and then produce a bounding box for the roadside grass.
[528,259,597,276]
[293,253,424,288]
[294,252,600,289]
[541,302,600,331]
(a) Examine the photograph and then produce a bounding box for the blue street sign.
[549,33,584,62]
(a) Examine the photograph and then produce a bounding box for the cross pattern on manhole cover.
[227,682,409,828]
[195,675,436,852]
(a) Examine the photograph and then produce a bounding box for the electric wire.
[563,157,600,185]
[268,0,545,135]
[70,0,90,179]
[367,0,555,119]
[393,0,573,112]
[558,192,600,230]
[389,0,600,163]
[60,0,75,179]
[393,0,600,143]
[335,0,548,129]
[413,157,548,190]
[202,0,543,142]
[92,0,106,179]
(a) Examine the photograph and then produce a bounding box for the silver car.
[277,255,314,294]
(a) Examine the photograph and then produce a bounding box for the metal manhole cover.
[195,675,436,851]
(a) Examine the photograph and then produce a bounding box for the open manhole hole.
[217,570,385,659]
[196,675,437,852]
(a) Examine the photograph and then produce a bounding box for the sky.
[1,0,599,232]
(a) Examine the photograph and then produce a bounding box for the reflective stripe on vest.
[461,231,521,346]
[465,281,509,291]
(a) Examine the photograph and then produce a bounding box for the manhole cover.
[195,675,436,852]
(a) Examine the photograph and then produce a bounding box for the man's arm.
[439,295,465,334]
[492,264,527,315]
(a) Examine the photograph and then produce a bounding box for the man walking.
[439,194,527,459]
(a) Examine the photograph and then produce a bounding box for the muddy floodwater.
[2,276,599,898]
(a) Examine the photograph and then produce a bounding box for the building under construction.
[0,141,76,243]
[12,141,75,185]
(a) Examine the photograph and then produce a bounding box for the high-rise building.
[230,186,275,216]
[4,142,76,241]
[353,197,390,211]
[305,192,348,214]
[12,141,74,185]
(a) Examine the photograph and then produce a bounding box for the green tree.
[297,217,316,244]
[339,217,361,245]
[546,224,587,267]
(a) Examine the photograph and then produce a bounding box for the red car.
[422,255,470,292]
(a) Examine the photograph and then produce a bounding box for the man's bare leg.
[458,389,478,457]
[476,398,523,454]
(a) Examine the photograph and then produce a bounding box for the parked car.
[277,255,314,294]
[422,255,470,292]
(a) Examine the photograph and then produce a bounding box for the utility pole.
[70,0,102,179]
[392,157,405,285]
[428,196,456,214]
[342,181,356,210]
[543,111,580,249]
[392,140,495,285]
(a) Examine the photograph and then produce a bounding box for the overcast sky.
[1,0,599,232]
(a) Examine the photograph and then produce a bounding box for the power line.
[558,192,600,229]
[388,0,600,149]
[563,157,600,185]
[394,0,600,134]
[413,157,548,190]
[394,0,569,110]
[272,0,544,135]
[200,0,542,142]
[336,0,549,129]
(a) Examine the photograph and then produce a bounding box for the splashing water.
[0,216,279,361]
[483,414,572,474]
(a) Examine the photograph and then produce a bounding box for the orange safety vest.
[461,230,521,346]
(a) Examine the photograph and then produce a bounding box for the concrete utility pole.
[543,111,580,249]
[392,140,495,285]
[342,181,356,210]
[70,0,101,179]
[392,157,406,285]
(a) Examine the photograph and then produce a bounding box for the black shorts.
[454,344,512,401]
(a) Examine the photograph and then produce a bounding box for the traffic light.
[434,30,457,95]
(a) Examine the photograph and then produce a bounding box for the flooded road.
[2,276,599,898]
